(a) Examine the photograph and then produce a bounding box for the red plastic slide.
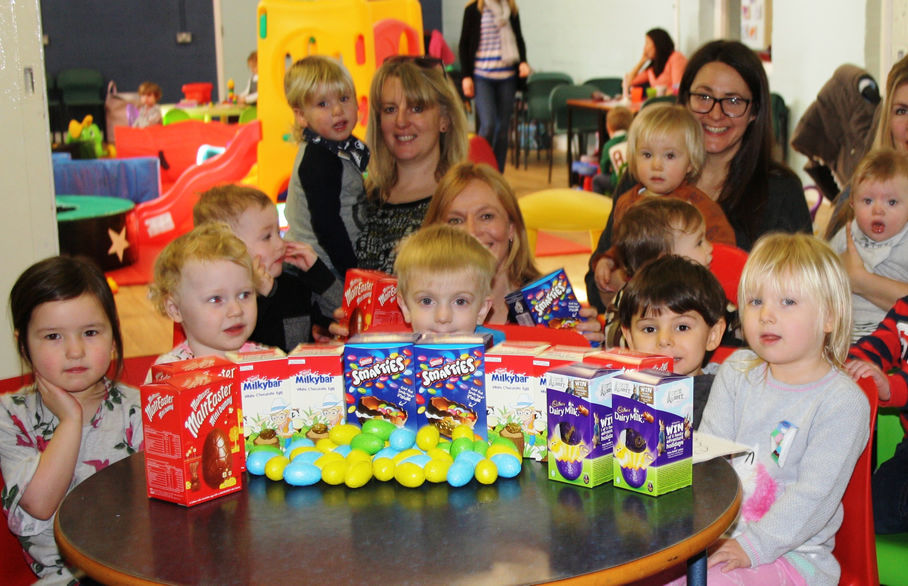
[132,121,262,247]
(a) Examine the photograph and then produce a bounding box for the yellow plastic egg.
[289,445,320,460]
[451,424,475,441]
[392,448,424,464]
[264,455,290,481]
[314,451,344,469]
[426,448,453,463]
[328,423,362,446]
[424,459,452,483]
[316,438,339,453]
[345,461,373,488]
[346,449,373,465]
[486,443,522,460]
[321,460,349,485]
[416,425,440,451]
[395,462,426,488]
[373,457,396,482]
[474,459,499,485]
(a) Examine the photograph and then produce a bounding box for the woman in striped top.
[459,0,529,172]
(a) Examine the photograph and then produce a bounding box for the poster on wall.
[741,0,772,51]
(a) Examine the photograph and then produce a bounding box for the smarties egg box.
[141,367,244,506]
[505,268,581,329]
[612,369,693,496]
[343,333,488,439]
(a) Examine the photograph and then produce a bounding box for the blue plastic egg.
[447,462,474,487]
[455,450,483,470]
[333,444,352,457]
[246,450,279,476]
[373,446,400,461]
[401,454,431,468]
[283,462,322,486]
[293,450,323,466]
[389,427,417,451]
[490,453,521,479]
[286,437,315,453]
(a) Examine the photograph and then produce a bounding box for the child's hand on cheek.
[253,256,275,296]
[283,240,318,271]
[34,373,83,424]
[707,538,751,572]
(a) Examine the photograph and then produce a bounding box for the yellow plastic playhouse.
[255,0,424,200]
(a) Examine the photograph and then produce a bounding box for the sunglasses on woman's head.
[384,54,447,77]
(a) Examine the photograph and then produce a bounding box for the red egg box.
[583,348,674,373]
[141,370,244,506]
[341,268,406,335]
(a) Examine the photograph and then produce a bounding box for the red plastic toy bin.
[181,82,213,103]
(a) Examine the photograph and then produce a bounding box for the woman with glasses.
[459,0,529,172]
[585,40,811,312]
[354,57,469,274]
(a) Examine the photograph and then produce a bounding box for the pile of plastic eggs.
[246,421,523,489]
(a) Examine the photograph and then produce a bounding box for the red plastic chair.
[833,376,879,586]
[709,242,748,305]
[467,135,498,169]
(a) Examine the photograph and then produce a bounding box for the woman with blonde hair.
[355,56,469,274]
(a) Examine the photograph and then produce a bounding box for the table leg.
[567,107,574,185]
[686,550,707,586]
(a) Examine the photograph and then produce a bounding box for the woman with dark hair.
[587,40,811,312]
[625,28,687,93]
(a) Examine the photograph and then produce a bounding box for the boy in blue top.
[394,224,501,343]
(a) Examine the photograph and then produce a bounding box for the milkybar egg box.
[413,334,487,440]
[141,370,243,506]
[485,341,550,459]
[342,268,406,335]
[225,348,290,453]
[287,343,345,443]
[546,363,620,488]
[344,333,419,432]
[584,348,673,373]
[612,369,692,496]
[505,269,581,329]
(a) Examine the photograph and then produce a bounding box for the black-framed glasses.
[383,54,447,77]
[687,93,751,118]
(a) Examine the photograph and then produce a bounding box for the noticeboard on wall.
[741,0,772,51]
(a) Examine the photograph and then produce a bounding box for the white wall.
[0,0,58,379]
[218,0,259,102]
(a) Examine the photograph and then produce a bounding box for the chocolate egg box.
[344,333,420,432]
[505,268,581,329]
[341,268,406,335]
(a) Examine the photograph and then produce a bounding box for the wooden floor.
[115,144,830,359]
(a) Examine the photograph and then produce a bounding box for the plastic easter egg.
[435,440,452,453]
[426,448,453,463]
[246,450,277,476]
[446,462,474,487]
[321,460,349,485]
[293,450,323,466]
[450,437,475,459]
[373,446,400,461]
[451,424,474,441]
[316,438,338,453]
[285,438,315,453]
[362,418,396,441]
[314,451,344,469]
[283,462,321,486]
[486,443,522,460]
[401,454,431,468]
[416,425,440,451]
[392,448,424,464]
[345,461,373,488]
[455,450,483,471]
[328,423,361,446]
[490,453,522,479]
[474,459,498,485]
[425,459,452,483]
[289,445,320,461]
[472,439,489,456]
[395,462,426,488]
[346,449,373,465]
[350,432,385,455]
[373,457,396,482]
[389,427,417,451]
[264,455,291,481]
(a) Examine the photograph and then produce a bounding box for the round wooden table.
[56,195,136,271]
[56,454,740,585]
